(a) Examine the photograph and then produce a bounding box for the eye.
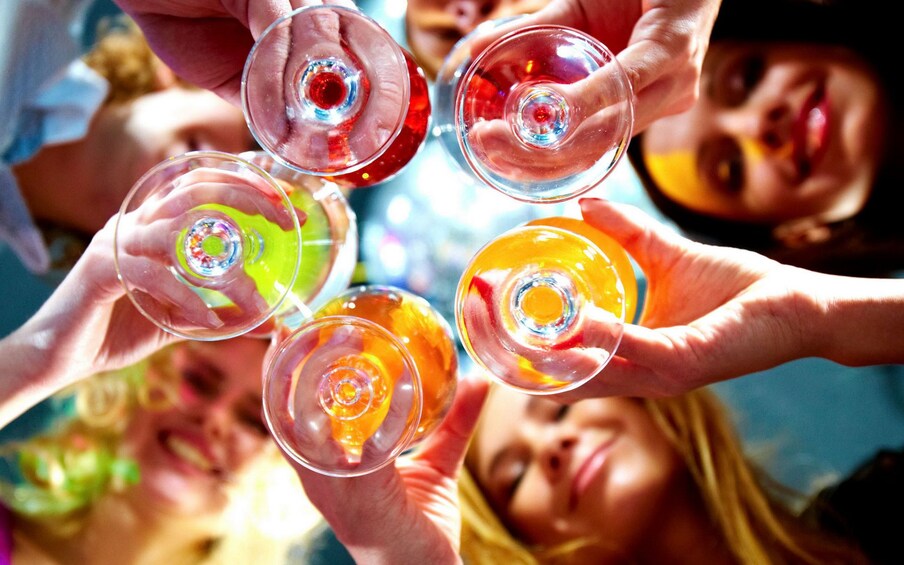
[239,407,269,437]
[181,365,220,399]
[715,140,744,194]
[554,405,570,421]
[707,138,745,195]
[721,54,764,108]
[503,459,527,502]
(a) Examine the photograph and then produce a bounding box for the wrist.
[345,543,462,565]
[812,274,904,366]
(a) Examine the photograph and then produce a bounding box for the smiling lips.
[160,430,219,475]
[569,438,616,510]
[792,85,830,180]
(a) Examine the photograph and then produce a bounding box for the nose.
[728,99,794,158]
[538,432,577,484]
[450,0,495,34]
[201,404,234,444]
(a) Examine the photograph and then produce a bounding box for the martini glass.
[239,151,358,331]
[242,5,431,189]
[113,151,302,340]
[263,285,458,477]
[455,217,637,394]
[434,21,634,202]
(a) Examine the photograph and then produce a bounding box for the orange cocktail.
[456,217,636,394]
[264,285,458,476]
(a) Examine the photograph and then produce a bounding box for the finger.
[117,254,224,329]
[630,67,699,135]
[466,13,540,58]
[247,1,294,38]
[213,269,274,320]
[553,355,676,400]
[578,197,689,270]
[410,374,490,476]
[163,168,297,229]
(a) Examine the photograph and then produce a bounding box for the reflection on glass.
[434,21,634,202]
[456,218,637,393]
[264,285,458,477]
[242,5,431,189]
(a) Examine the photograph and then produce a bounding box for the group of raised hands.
[2,0,902,562]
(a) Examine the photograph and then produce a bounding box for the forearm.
[809,273,904,366]
[0,313,73,429]
[343,540,462,565]
[0,261,109,429]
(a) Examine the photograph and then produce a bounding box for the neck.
[636,474,736,565]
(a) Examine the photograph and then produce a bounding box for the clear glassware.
[434,21,634,203]
[239,151,358,331]
[113,151,302,340]
[455,217,638,394]
[242,5,431,189]
[263,285,459,477]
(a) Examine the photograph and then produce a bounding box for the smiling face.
[641,41,888,225]
[121,338,272,518]
[14,85,258,236]
[406,0,550,78]
[469,388,696,561]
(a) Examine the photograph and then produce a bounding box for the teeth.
[806,105,826,158]
[166,435,213,472]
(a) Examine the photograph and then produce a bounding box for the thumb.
[411,373,490,476]
[579,197,689,272]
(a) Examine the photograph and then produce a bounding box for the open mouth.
[159,430,220,476]
[792,84,830,180]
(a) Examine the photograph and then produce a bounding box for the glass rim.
[241,4,410,176]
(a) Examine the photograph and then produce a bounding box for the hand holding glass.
[455,217,637,393]
[264,285,459,476]
[242,5,431,189]
[113,151,302,340]
[435,22,634,202]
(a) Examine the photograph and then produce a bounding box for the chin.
[136,471,227,517]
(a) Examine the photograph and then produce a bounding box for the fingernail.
[206,310,225,328]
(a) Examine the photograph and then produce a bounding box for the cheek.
[509,476,557,541]
[229,431,270,470]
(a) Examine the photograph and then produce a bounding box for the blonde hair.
[1,343,316,564]
[82,16,177,104]
[460,388,865,564]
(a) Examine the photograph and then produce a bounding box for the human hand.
[116,166,303,333]
[284,374,489,565]
[459,270,621,394]
[0,168,305,427]
[468,0,721,134]
[113,0,357,105]
[557,198,825,399]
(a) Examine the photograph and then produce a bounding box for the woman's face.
[406,0,550,77]
[81,86,257,232]
[469,388,688,560]
[122,338,271,517]
[641,41,888,225]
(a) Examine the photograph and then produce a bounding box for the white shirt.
[0,0,108,274]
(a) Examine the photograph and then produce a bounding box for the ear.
[771,217,833,248]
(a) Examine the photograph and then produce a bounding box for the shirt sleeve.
[0,0,108,274]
